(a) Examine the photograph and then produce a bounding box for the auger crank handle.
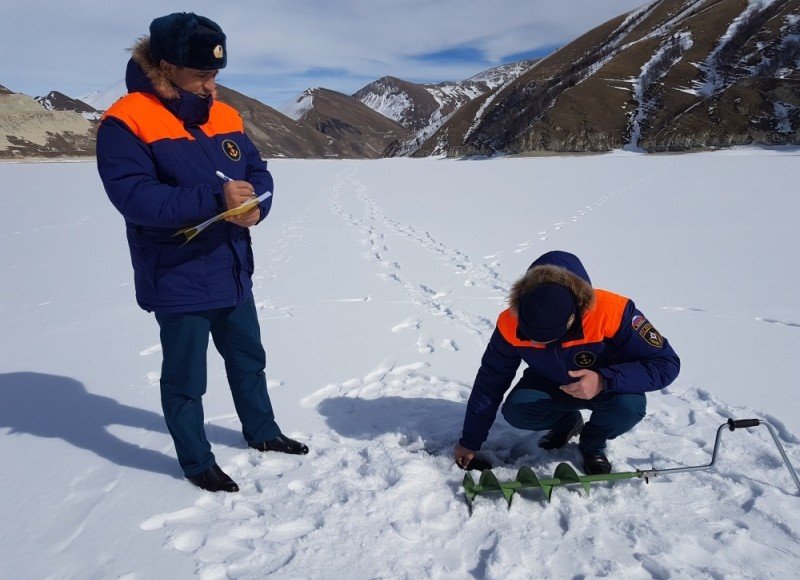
[727,418,761,430]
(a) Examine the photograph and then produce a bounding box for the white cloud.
[1,0,647,105]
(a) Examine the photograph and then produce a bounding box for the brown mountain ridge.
[2,0,797,159]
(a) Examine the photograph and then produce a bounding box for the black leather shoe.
[581,450,612,475]
[187,464,239,492]
[538,415,584,451]
[250,434,309,455]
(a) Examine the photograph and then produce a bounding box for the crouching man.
[454,251,679,475]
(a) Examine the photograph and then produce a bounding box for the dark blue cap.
[516,283,577,343]
[149,12,227,70]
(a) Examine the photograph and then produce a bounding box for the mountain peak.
[353,61,536,145]
[281,90,316,121]
[35,90,100,120]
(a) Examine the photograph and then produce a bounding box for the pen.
[217,170,263,200]
[216,168,269,204]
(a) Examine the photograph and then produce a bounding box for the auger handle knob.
[728,418,761,431]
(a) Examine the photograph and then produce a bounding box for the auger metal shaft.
[761,420,800,492]
[639,418,800,493]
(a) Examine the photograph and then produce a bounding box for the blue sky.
[1,0,647,108]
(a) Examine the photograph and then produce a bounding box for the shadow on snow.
[0,372,244,478]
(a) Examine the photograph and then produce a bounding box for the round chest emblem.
[574,351,596,368]
[222,139,241,161]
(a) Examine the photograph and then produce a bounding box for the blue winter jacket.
[96,59,273,313]
[459,251,680,451]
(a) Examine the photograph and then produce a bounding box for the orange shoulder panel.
[103,93,194,143]
[496,309,544,349]
[496,290,628,349]
[562,289,629,347]
[201,101,244,137]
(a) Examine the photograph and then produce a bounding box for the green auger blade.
[462,463,643,508]
[516,465,552,501]
[553,462,591,496]
[479,469,515,505]
[463,472,479,504]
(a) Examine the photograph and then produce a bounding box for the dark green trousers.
[501,370,646,454]
[155,299,280,476]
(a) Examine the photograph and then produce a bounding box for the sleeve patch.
[639,322,664,348]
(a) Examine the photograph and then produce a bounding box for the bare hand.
[560,369,605,400]
[225,205,260,228]
[223,180,255,210]
[454,443,476,470]
[223,180,259,228]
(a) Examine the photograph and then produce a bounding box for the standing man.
[97,13,307,493]
[454,251,679,475]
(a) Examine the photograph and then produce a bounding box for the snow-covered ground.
[1,150,799,578]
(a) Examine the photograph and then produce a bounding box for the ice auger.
[463,418,800,507]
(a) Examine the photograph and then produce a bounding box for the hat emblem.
[213,45,224,59]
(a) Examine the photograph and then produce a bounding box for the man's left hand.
[560,369,605,400]
[225,205,260,228]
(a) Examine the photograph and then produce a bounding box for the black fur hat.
[516,283,577,343]
[149,12,227,70]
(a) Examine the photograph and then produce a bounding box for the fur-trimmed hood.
[129,36,179,100]
[125,36,214,126]
[509,251,595,316]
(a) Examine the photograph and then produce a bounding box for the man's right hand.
[454,443,476,470]
[223,180,255,210]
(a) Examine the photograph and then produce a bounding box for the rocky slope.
[416,0,799,156]
[0,88,96,158]
[282,88,410,158]
[216,85,345,158]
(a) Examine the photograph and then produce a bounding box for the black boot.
[187,464,239,492]
[250,434,309,455]
[538,415,584,451]
[581,449,612,475]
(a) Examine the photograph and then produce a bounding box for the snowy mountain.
[417,0,800,156]
[279,89,315,121]
[353,76,483,132]
[79,79,127,111]
[465,60,538,87]
[35,90,101,121]
[353,61,536,153]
